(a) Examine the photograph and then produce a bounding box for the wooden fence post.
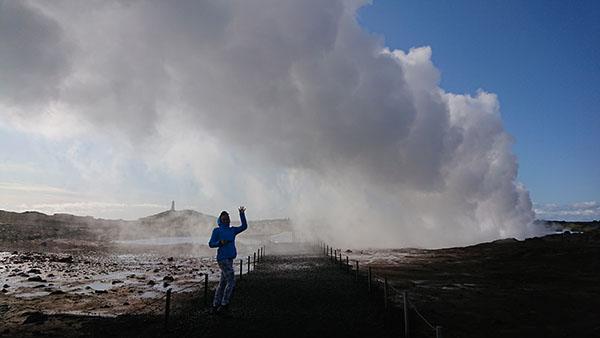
[383,276,388,310]
[368,266,372,293]
[247,256,251,273]
[239,259,243,279]
[204,274,208,307]
[346,256,349,272]
[436,326,443,338]
[403,290,410,338]
[355,261,359,282]
[164,288,172,331]
[253,252,256,270]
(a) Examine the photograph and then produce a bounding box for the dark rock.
[127,274,136,278]
[345,249,353,253]
[27,269,42,274]
[3,284,9,288]
[94,289,107,294]
[27,276,46,282]
[51,256,73,263]
[85,286,92,290]
[1,289,6,293]
[50,290,65,295]
[163,276,174,282]
[153,268,160,273]
[17,272,29,277]
[33,284,46,288]
[167,257,174,262]
[163,282,170,288]
[123,302,130,306]
[112,280,123,284]
[22,312,48,325]
[47,273,55,277]
[147,280,156,286]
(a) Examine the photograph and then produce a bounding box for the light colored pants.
[213,258,236,307]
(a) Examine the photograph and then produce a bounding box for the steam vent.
[170,200,175,211]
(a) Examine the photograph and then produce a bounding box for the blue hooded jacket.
[208,211,247,261]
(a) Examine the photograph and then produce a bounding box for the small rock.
[27,269,42,274]
[22,312,48,325]
[163,282,170,288]
[1,289,7,293]
[345,249,352,253]
[123,302,129,306]
[162,276,174,282]
[33,284,46,289]
[127,274,136,278]
[50,290,65,295]
[27,276,45,282]
[85,286,92,290]
[147,280,156,286]
[94,290,107,294]
[17,272,29,277]
[47,273,55,277]
[12,251,18,255]
[2,284,9,288]
[55,256,73,263]
[153,268,160,273]
[112,280,123,284]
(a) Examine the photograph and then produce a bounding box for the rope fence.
[317,241,443,338]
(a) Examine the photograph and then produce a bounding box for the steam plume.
[0,0,536,247]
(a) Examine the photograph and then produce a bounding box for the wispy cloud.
[0,163,39,174]
[534,201,600,221]
[0,182,74,195]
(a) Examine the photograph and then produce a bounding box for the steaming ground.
[1,0,536,248]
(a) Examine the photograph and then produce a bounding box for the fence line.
[116,245,267,332]
[318,241,443,338]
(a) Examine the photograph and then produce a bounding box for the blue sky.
[358,0,600,207]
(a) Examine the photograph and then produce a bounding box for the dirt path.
[170,252,396,337]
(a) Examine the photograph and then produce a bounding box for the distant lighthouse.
[170,200,175,211]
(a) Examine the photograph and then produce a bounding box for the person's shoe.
[209,306,219,315]
[216,304,232,317]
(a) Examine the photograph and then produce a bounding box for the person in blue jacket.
[208,206,247,315]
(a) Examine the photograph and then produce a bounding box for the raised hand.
[239,206,246,213]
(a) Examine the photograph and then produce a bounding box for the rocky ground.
[2,232,599,337]
[2,208,599,337]
[343,231,600,337]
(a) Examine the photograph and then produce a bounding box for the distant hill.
[0,209,293,243]
[535,219,600,233]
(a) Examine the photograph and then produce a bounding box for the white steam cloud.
[0,0,536,247]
